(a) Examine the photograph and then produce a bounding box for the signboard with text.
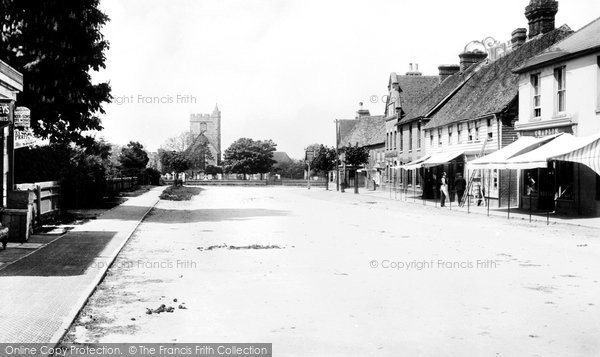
[0,101,11,124]
[14,106,30,128]
[15,129,48,149]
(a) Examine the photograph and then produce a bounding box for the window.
[393,130,397,150]
[408,124,413,151]
[457,123,462,144]
[437,128,442,146]
[474,120,480,141]
[554,66,566,113]
[399,127,403,152]
[531,73,541,118]
[467,122,473,142]
[417,122,422,149]
[429,130,434,147]
[487,118,493,140]
[448,125,453,145]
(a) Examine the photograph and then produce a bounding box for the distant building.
[337,104,385,190]
[190,104,221,166]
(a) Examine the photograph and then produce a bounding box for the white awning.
[467,134,562,170]
[421,151,464,168]
[398,155,431,170]
[550,132,600,175]
[504,133,598,170]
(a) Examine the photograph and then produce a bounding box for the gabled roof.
[338,115,385,149]
[515,17,600,73]
[424,25,572,129]
[396,75,440,118]
[272,151,292,164]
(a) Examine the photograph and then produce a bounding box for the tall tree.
[118,141,149,178]
[223,138,277,179]
[344,144,370,194]
[0,0,111,146]
[310,145,337,190]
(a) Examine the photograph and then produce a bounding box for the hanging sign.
[14,107,30,128]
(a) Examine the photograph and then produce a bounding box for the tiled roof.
[424,25,572,129]
[272,151,292,164]
[396,75,440,118]
[399,66,478,125]
[338,115,385,149]
[515,17,599,73]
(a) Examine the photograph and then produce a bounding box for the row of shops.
[335,1,600,216]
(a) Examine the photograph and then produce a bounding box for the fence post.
[36,184,42,225]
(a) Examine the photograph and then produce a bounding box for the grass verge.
[159,185,202,201]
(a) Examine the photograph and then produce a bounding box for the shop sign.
[14,107,30,128]
[0,101,11,124]
[14,129,41,149]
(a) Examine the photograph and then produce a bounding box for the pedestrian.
[526,172,536,196]
[454,173,466,203]
[440,172,449,207]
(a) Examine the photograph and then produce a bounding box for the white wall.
[424,118,501,156]
[516,52,600,136]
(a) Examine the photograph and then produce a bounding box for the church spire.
[212,103,220,116]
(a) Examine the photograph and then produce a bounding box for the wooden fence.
[14,181,60,224]
[105,177,138,196]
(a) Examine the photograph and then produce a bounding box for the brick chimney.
[511,28,527,48]
[458,51,488,72]
[525,0,558,39]
[438,64,460,83]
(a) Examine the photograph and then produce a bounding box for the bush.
[159,186,201,201]
[15,141,112,208]
[140,167,161,185]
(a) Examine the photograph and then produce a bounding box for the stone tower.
[190,104,221,164]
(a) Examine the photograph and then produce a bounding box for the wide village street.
[62,186,600,357]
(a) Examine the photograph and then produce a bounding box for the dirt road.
[63,186,600,356]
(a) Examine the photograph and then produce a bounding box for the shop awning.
[421,151,464,168]
[467,134,562,170]
[398,155,430,170]
[549,132,600,176]
[503,133,599,170]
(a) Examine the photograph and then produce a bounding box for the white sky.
[94,0,600,159]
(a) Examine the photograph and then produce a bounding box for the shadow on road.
[0,231,116,277]
[145,208,289,223]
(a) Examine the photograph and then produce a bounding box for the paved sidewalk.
[0,186,164,344]
[301,187,600,229]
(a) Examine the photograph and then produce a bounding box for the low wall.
[165,179,327,187]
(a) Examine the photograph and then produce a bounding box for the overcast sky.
[95,0,600,159]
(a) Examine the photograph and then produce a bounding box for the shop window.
[531,73,541,118]
[554,66,566,113]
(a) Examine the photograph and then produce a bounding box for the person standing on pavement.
[440,172,449,207]
[454,173,466,203]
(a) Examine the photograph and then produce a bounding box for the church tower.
[190,104,221,164]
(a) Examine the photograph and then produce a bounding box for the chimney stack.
[356,102,370,118]
[525,0,558,39]
[438,64,460,83]
[406,62,423,76]
[458,51,488,72]
[511,28,527,48]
